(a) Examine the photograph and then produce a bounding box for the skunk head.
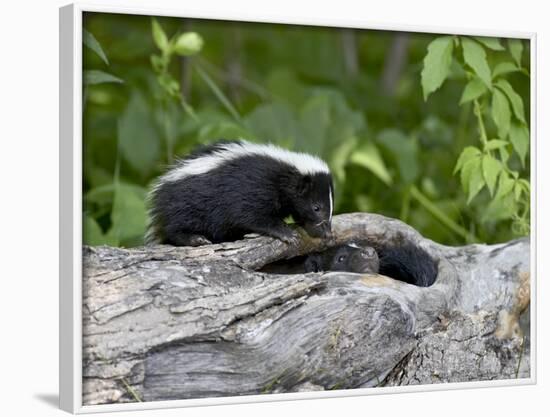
[290,173,334,239]
[305,243,379,273]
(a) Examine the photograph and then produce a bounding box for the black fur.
[259,244,379,275]
[261,242,438,287]
[304,245,379,274]
[376,242,438,287]
[147,140,334,246]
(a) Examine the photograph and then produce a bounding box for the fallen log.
[82,213,530,405]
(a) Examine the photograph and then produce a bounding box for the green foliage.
[83,29,109,65]
[461,38,492,88]
[422,35,530,235]
[82,28,121,86]
[84,70,123,85]
[421,36,454,100]
[82,13,530,248]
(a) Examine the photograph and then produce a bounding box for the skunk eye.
[338,255,346,263]
[313,205,320,212]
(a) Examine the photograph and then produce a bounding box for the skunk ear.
[304,254,322,273]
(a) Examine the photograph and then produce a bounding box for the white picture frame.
[60,2,537,413]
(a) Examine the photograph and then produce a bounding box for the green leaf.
[474,37,505,51]
[459,77,487,105]
[454,146,481,175]
[482,154,502,196]
[173,32,204,56]
[491,88,511,139]
[150,54,169,73]
[499,146,510,164]
[483,192,517,222]
[460,155,479,194]
[377,129,419,184]
[266,69,307,109]
[109,184,147,246]
[152,18,169,53]
[514,181,523,201]
[157,72,180,97]
[509,122,529,166]
[495,171,515,200]
[299,93,331,155]
[245,102,298,146]
[495,79,525,122]
[84,215,106,246]
[329,136,358,184]
[118,91,161,175]
[83,29,109,65]
[84,70,123,85]
[507,39,524,67]
[492,62,519,79]
[519,179,530,192]
[484,139,509,151]
[350,141,393,185]
[466,157,485,203]
[421,36,454,100]
[461,37,492,89]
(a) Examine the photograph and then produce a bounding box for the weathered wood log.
[82,213,530,405]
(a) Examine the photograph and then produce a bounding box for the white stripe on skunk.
[161,140,330,183]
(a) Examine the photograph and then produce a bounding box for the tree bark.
[82,213,530,405]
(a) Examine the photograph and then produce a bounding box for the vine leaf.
[83,29,109,65]
[492,62,519,79]
[461,38,492,89]
[495,171,516,201]
[509,122,529,167]
[84,70,123,85]
[454,146,481,175]
[421,36,454,100]
[350,141,393,185]
[152,18,169,53]
[461,157,484,204]
[482,154,502,196]
[507,39,524,67]
[460,77,487,105]
[474,37,505,51]
[495,79,525,122]
[491,88,511,139]
[118,92,160,176]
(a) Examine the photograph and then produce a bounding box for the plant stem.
[473,99,488,147]
[410,185,476,243]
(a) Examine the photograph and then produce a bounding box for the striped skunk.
[303,243,380,274]
[146,140,334,246]
[261,242,438,287]
[260,243,379,275]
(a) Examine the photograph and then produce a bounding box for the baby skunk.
[259,243,379,275]
[304,243,380,274]
[146,140,334,246]
[375,242,438,287]
[261,242,438,287]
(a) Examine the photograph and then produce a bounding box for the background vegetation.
[82,12,530,248]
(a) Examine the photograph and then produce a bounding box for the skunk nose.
[361,247,376,258]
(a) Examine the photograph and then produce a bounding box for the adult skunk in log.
[146,140,334,246]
